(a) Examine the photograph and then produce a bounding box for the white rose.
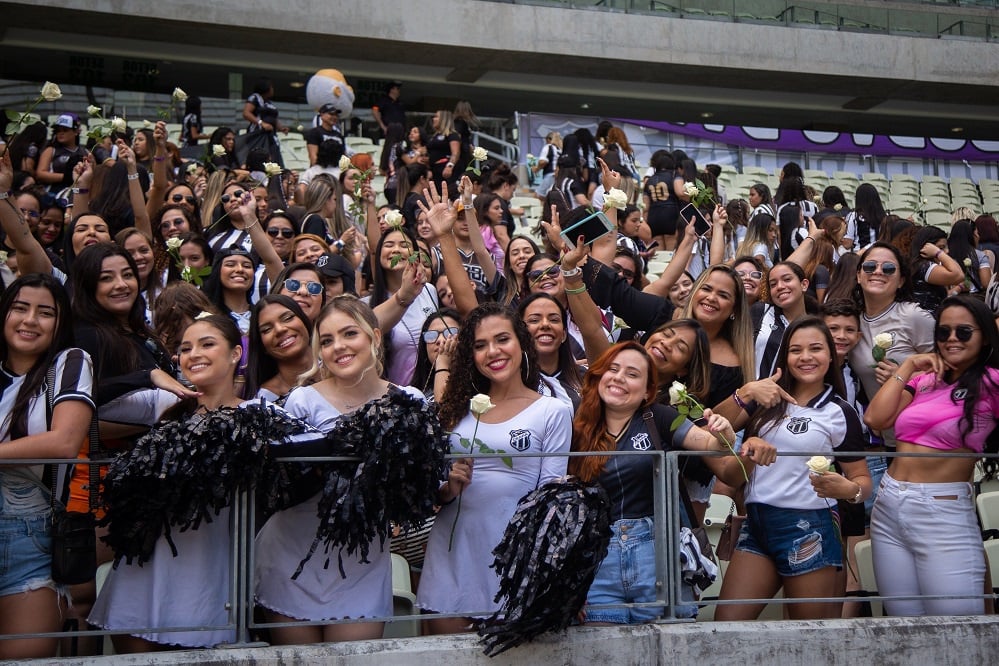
[683,182,699,198]
[873,333,893,350]
[383,210,403,227]
[603,188,628,211]
[338,155,352,172]
[834,204,843,211]
[806,456,833,474]
[186,163,198,174]
[165,237,183,251]
[472,146,488,162]
[172,87,188,102]
[668,380,686,406]
[526,153,535,160]
[142,120,153,129]
[263,162,282,177]
[296,124,304,132]
[469,393,495,416]
[0,251,8,264]
[87,105,102,117]
[39,81,62,102]
[963,257,972,268]
[110,116,127,133]
[212,144,227,157]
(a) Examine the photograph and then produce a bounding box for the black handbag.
[42,364,101,585]
[642,410,717,567]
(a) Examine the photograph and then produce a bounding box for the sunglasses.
[220,190,244,204]
[171,194,197,205]
[860,261,897,276]
[935,324,979,343]
[738,270,763,280]
[422,327,459,343]
[159,217,187,231]
[527,265,560,282]
[283,278,323,295]
[615,266,636,281]
[267,227,295,239]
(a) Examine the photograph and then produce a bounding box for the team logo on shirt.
[509,429,532,452]
[631,433,652,451]
[786,417,812,435]
[952,387,968,401]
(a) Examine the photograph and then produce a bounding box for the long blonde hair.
[298,296,383,386]
[303,177,349,241]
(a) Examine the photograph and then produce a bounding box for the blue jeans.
[738,503,843,576]
[585,517,696,623]
[870,472,984,616]
[0,511,54,598]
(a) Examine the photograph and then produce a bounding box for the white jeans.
[870,472,985,616]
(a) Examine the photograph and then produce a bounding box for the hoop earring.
[523,351,530,379]
[729,314,735,320]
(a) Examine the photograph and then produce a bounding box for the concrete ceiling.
[2,2,998,139]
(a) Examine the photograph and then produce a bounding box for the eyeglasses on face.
[860,261,897,276]
[614,265,636,281]
[422,327,459,343]
[267,227,295,239]
[738,270,763,280]
[160,217,186,231]
[934,324,978,343]
[171,194,197,205]
[220,191,245,204]
[283,278,323,295]
[527,265,560,282]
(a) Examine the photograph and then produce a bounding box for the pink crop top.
[894,368,999,453]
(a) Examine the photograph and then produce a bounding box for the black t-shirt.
[644,170,678,209]
[374,95,406,127]
[304,125,345,148]
[596,404,693,522]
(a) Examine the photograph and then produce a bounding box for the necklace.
[607,422,629,443]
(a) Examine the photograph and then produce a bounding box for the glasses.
[283,279,323,295]
[935,324,979,343]
[738,270,763,280]
[267,228,295,239]
[422,327,459,343]
[527,265,560,282]
[19,208,40,219]
[861,261,897,276]
[615,266,636,281]
[220,191,244,204]
[160,217,186,231]
[171,194,197,205]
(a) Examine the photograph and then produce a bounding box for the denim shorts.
[737,503,843,577]
[0,511,56,598]
[585,517,696,623]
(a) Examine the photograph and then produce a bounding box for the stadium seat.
[977,491,999,533]
[382,553,420,638]
[853,540,883,616]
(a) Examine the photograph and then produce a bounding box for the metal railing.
[1,447,996,651]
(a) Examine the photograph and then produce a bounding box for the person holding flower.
[570,342,773,624]
[35,113,86,193]
[865,295,999,616]
[417,302,572,634]
[716,316,872,621]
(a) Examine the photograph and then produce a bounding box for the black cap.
[315,252,356,294]
[318,103,341,115]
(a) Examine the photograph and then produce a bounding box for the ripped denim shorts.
[736,503,842,576]
[0,479,56,598]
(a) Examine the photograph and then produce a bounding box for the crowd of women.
[1,92,998,659]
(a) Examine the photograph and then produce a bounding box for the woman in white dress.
[417,302,572,634]
[255,296,424,643]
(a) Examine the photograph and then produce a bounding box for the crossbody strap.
[642,409,701,529]
[42,362,100,512]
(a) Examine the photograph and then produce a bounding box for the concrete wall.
[48,616,999,665]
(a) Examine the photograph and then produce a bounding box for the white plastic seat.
[976,491,999,532]
[382,553,420,638]
[853,540,883,616]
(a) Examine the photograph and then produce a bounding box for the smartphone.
[646,241,660,250]
[110,144,119,161]
[560,210,615,249]
[681,203,711,237]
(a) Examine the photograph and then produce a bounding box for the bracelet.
[433,368,451,376]
[395,292,412,307]
[565,284,587,295]
[802,236,815,244]
[935,248,944,260]
[893,373,906,385]
[446,162,455,168]
[848,483,863,504]
[72,187,89,194]
[127,172,139,181]
[560,266,581,278]
[732,389,757,415]
[153,155,166,162]
[0,191,11,200]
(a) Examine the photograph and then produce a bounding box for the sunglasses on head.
[171,194,197,205]
[860,261,897,276]
[738,270,763,280]
[527,265,560,282]
[422,327,459,343]
[220,190,244,204]
[935,324,978,343]
[283,279,323,295]
[267,227,295,239]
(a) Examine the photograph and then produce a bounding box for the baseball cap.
[51,113,80,130]
[318,103,341,115]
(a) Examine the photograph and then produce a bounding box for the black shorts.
[647,205,680,237]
